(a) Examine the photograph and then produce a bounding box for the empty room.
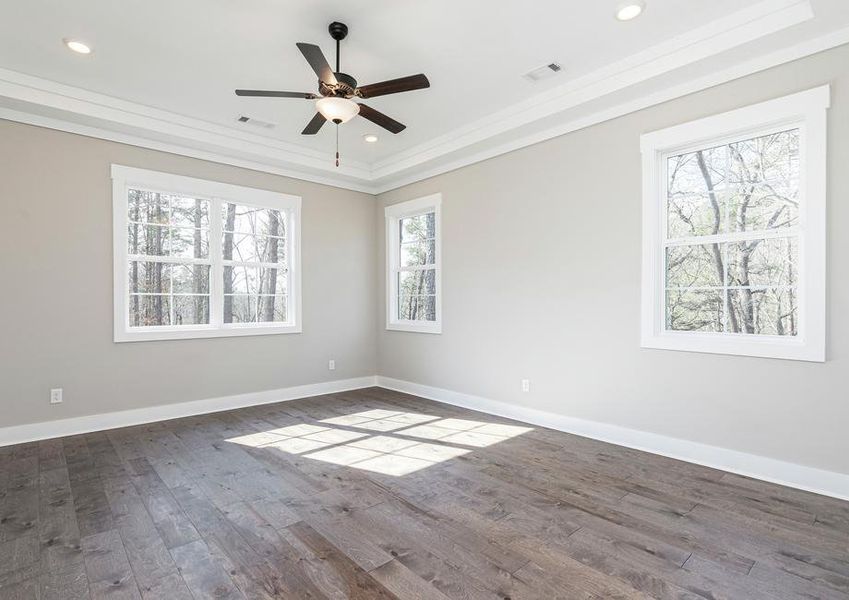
[1,0,848,598]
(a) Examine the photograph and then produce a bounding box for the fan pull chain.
[335,124,340,168]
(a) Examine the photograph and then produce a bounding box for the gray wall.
[0,120,377,428]
[376,44,849,475]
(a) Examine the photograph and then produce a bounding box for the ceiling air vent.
[236,115,276,129]
[522,63,562,82]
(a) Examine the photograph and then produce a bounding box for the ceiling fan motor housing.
[320,72,358,97]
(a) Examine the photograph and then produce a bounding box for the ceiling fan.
[235,21,430,137]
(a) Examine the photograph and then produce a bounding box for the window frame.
[640,86,828,362]
[112,164,302,342]
[385,193,443,334]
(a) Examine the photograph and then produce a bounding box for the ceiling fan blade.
[235,89,317,99]
[296,43,337,85]
[301,112,327,135]
[357,74,430,99]
[357,103,405,134]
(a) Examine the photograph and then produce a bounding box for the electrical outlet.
[328,359,336,371]
[50,388,63,404]
[521,379,530,393]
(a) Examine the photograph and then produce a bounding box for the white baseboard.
[375,376,849,502]
[0,376,377,447]
[4,373,847,502]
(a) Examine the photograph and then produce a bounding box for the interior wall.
[376,44,849,475]
[0,120,377,429]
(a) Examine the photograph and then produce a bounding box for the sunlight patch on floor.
[225,408,533,476]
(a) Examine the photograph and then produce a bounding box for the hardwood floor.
[1,387,848,599]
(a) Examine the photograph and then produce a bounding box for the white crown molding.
[372,23,849,193]
[376,376,849,501]
[369,0,814,179]
[2,0,847,195]
[0,106,375,194]
[0,376,378,446]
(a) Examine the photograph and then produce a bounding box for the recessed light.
[363,134,379,143]
[616,1,645,21]
[63,39,92,54]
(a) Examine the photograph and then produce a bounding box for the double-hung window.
[112,165,301,342]
[640,87,828,361]
[385,194,442,333]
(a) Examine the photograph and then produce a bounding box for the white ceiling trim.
[373,24,849,194]
[0,67,372,181]
[1,0,845,196]
[369,0,813,179]
[0,106,375,194]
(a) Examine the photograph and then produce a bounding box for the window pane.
[228,233,286,264]
[667,192,726,239]
[225,294,257,323]
[728,130,799,187]
[128,224,169,256]
[665,244,723,288]
[258,295,287,323]
[224,266,287,296]
[170,227,209,259]
[727,238,797,288]
[666,289,724,332]
[129,294,171,327]
[400,212,435,243]
[173,295,210,325]
[170,196,210,229]
[667,147,728,238]
[398,269,436,296]
[726,185,798,233]
[128,190,169,224]
[667,130,799,238]
[398,295,436,321]
[727,288,798,336]
[171,264,210,294]
[223,203,285,237]
[400,240,435,267]
[128,261,170,294]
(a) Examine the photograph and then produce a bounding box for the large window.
[640,87,828,361]
[385,194,442,333]
[113,165,301,342]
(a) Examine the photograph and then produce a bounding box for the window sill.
[641,331,824,362]
[386,321,442,335]
[114,324,302,343]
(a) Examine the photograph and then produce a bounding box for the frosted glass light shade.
[316,97,360,123]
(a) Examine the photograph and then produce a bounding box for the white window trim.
[112,164,302,342]
[385,193,442,334]
[640,86,829,362]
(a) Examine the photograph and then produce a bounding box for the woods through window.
[113,166,301,341]
[386,194,442,333]
[641,87,828,361]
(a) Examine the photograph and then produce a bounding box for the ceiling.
[1,0,848,192]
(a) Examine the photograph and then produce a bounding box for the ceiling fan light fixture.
[316,97,359,124]
[615,1,645,21]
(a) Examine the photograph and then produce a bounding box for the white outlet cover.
[328,360,336,371]
[50,388,63,404]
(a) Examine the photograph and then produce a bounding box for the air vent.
[236,115,276,129]
[522,63,562,82]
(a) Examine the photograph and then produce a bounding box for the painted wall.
[376,44,849,475]
[0,120,377,428]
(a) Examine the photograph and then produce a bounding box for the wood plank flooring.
[1,386,848,599]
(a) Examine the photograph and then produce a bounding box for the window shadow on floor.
[225,407,533,476]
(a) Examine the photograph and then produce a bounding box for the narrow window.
[385,194,442,333]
